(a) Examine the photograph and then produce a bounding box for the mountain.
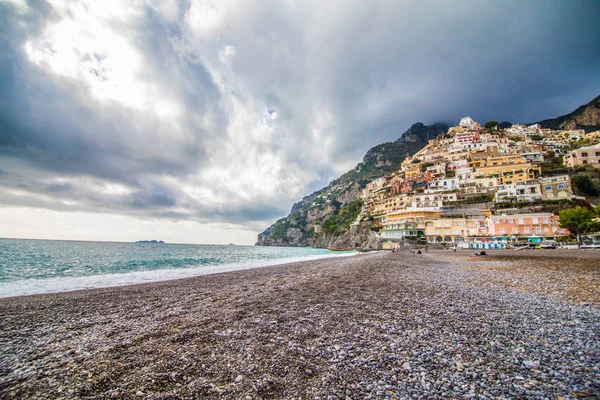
[256,122,449,247]
[536,94,600,132]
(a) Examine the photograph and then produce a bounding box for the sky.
[0,0,599,245]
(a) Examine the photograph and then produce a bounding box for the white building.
[427,178,460,192]
[459,116,477,127]
[494,181,542,203]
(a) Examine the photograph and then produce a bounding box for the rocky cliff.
[536,94,600,132]
[256,122,449,247]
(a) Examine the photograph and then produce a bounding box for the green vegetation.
[322,199,364,236]
[494,198,575,213]
[462,194,494,204]
[484,120,499,129]
[569,138,591,149]
[540,150,567,175]
[558,206,600,243]
[495,200,532,209]
[271,219,291,240]
[572,174,600,197]
[421,162,434,172]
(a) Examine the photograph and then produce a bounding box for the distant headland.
[135,240,165,244]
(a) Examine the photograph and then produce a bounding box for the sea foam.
[0,250,355,298]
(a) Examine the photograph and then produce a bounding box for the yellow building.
[468,146,499,168]
[475,161,540,185]
[482,154,527,167]
[403,162,422,180]
[424,212,488,244]
[371,194,412,215]
[380,209,441,240]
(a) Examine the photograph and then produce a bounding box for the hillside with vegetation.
[255,123,449,247]
[535,95,600,132]
[258,94,600,249]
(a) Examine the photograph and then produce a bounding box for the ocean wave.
[0,251,355,298]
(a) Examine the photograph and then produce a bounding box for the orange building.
[487,213,566,240]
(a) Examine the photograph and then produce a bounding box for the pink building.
[454,131,481,145]
[488,213,567,239]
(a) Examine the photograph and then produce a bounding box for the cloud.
[0,0,599,241]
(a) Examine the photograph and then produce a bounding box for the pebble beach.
[1,250,599,399]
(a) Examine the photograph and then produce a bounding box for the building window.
[499,228,505,234]
[583,160,588,164]
[582,152,588,157]
[544,185,552,190]
[557,184,565,189]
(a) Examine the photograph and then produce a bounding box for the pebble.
[0,251,598,399]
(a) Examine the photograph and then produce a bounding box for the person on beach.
[424,245,428,253]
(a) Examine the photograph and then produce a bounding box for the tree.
[558,206,600,244]
[571,174,600,197]
[484,120,499,129]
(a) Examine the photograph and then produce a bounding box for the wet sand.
[1,250,599,399]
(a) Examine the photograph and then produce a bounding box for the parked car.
[540,243,556,249]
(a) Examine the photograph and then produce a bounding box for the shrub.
[322,199,364,236]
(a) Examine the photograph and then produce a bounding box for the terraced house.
[358,116,591,246]
[563,144,600,168]
[380,209,440,240]
[424,210,489,244]
[487,213,567,240]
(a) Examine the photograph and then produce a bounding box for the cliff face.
[536,95,600,132]
[256,122,449,247]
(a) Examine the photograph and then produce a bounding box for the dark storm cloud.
[0,5,220,184]
[0,0,599,229]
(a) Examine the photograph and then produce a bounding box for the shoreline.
[1,250,598,398]
[0,250,357,300]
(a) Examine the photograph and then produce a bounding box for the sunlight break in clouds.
[24,0,181,118]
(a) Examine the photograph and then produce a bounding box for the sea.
[0,238,354,298]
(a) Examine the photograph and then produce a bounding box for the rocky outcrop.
[311,231,383,251]
[536,94,600,132]
[256,122,449,248]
